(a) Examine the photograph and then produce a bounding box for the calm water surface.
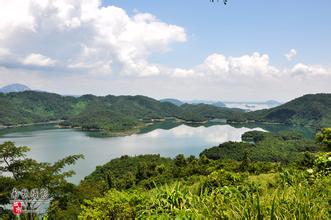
[0,122,310,183]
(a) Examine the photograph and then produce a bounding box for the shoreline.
[0,120,65,129]
[0,118,214,137]
[58,124,146,137]
[0,118,314,138]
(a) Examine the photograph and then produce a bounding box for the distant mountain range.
[223,100,282,111]
[0,84,31,93]
[160,99,227,108]
[160,98,184,106]
[0,84,279,111]
[160,98,280,110]
[0,84,329,129]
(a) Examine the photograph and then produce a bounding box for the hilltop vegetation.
[201,130,318,163]
[246,93,331,127]
[160,98,184,106]
[0,92,330,134]
[0,91,244,133]
[181,103,244,122]
[160,98,227,108]
[1,129,329,219]
[67,129,331,219]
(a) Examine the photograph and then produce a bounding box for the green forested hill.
[0,92,330,131]
[70,130,329,219]
[0,91,244,132]
[246,93,331,127]
[0,124,330,219]
[200,130,318,163]
[0,91,77,125]
[180,103,246,122]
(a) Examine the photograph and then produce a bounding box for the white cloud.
[169,52,331,82]
[0,0,329,101]
[170,52,280,81]
[0,1,35,40]
[0,67,48,88]
[200,52,279,78]
[172,68,195,77]
[0,48,10,57]
[144,124,266,144]
[290,63,330,76]
[22,53,57,66]
[285,49,297,61]
[0,0,186,76]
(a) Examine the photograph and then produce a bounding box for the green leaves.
[79,189,146,219]
[0,141,31,179]
[316,128,331,149]
[52,154,84,174]
[0,90,247,134]
[79,173,330,219]
[77,128,330,219]
[202,131,318,164]
[0,141,84,210]
[246,94,331,127]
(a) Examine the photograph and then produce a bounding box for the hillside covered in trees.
[0,91,245,133]
[245,93,331,127]
[0,128,330,219]
[0,92,330,134]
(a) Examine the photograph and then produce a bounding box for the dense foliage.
[77,142,330,219]
[180,103,245,122]
[1,92,330,135]
[0,91,244,134]
[0,141,83,219]
[0,129,330,219]
[0,91,331,135]
[316,128,331,150]
[45,129,331,218]
[246,93,331,127]
[201,131,319,163]
[79,170,330,219]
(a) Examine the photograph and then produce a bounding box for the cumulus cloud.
[285,49,297,61]
[290,63,330,76]
[198,52,279,78]
[0,0,330,101]
[170,52,331,81]
[0,0,186,76]
[22,53,57,66]
[170,52,280,81]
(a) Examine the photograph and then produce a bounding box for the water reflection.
[0,122,312,183]
[142,124,265,143]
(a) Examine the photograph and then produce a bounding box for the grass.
[79,172,330,219]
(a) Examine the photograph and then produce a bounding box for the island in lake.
[1,91,330,136]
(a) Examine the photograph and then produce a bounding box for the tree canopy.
[316,128,331,150]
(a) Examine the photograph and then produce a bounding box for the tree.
[0,141,84,189]
[316,128,331,150]
[136,162,148,181]
[0,141,84,218]
[0,141,30,180]
[175,154,187,167]
[238,151,251,172]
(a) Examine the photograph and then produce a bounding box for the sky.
[0,0,330,102]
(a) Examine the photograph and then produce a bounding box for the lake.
[0,122,315,184]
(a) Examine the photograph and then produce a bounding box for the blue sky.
[0,0,330,101]
[104,0,331,67]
